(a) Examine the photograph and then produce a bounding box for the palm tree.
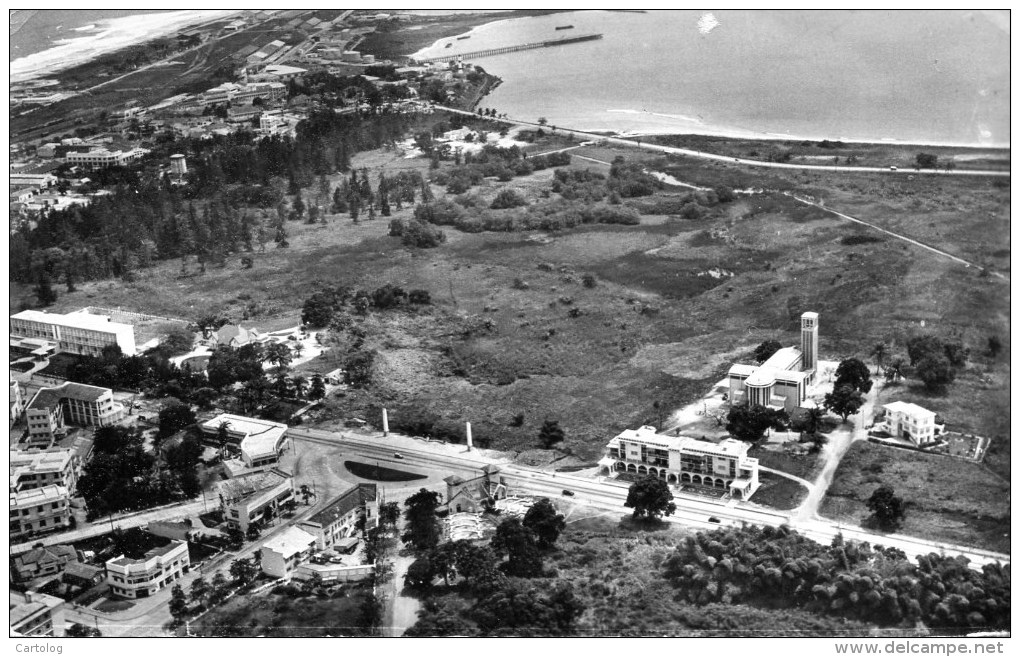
[266,342,292,372]
[292,342,304,358]
[300,484,314,505]
[870,342,888,376]
[291,375,308,399]
[216,421,232,460]
[803,407,826,435]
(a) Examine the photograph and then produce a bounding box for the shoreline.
[411,12,1008,152]
[10,10,238,84]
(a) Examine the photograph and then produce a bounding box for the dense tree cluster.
[726,404,789,442]
[662,525,1009,632]
[906,335,969,391]
[77,425,203,518]
[430,143,570,194]
[414,197,639,235]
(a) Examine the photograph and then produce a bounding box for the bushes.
[490,189,528,210]
[402,220,446,249]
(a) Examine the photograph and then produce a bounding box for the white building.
[10,591,66,637]
[10,448,80,493]
[598,425,761,500]
[9,484,72,539]
[25,382,125,445]
[201,413,288,473]
[261,526,317,578]
[216,468,294,533]
[882,401,942,446]
[106,539,190,599]
[63,148,149,169]
[10,309,136,357]
[728,312,819,412]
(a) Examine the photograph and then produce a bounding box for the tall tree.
[625,475,676,521]
[538,420,565,449]
[491,517,544,577]
[522,498,566,549]
[870,342,888,375]
[834,357,873,393]
[754,340,782,364]
[402,488,443,551]
[35,272,58,306]
[867,485,906,530]
[823,384,865,422]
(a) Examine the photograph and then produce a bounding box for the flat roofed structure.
[599,425,760,500]
[10,590,66,637]
[10,309,136,357]
[106,538,190,599]
[201,413,289,471]
[10,448,78,493]
[216,467,294,532]
[10,484,72,538]
[261,526,317,578]
[25,382,124,444]
[883,401,940,446]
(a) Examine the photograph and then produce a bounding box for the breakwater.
[414,33,602,64]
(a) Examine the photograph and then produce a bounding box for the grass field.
[12,134,1008,547]
[819,440,1010,553]
[193,585,373,637]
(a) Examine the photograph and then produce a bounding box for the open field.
[819,440,1010,553]
[11,129,1008,547]
[748,473,809,512]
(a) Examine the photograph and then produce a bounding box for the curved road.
[438,106,1010,178]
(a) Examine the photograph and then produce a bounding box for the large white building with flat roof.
[25,382,124,445]
[728,312,819,412]
[261,526,317,578]
[10,309,136,357]
[106,539,190,599]
[882,401,941,446]
[201,413,289,473]
[599,425,760,500]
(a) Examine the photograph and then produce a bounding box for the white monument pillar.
[465,422,473,451]
[382,408,389,436]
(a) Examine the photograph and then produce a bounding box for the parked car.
[393,452,404,460]
[562,489,575,497]
[889,166,898,171]
[708,516,721,524]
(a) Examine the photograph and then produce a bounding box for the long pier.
[414,33,603,64]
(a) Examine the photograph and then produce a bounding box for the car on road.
[393,452,404,459]
[562,489,575,496]
[889,166,898,171]
[708,516,721,523]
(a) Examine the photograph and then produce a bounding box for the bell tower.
[801,312,819,381]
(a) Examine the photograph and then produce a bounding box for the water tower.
[170,154,187,177]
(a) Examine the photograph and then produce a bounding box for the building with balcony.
[728,312,819,412]
[63,147,149,169]
[201,413,289,474]
[298,483,378,551]
[216,468,294,533]
[598,425,761,500]
[882,401,943,446]
[10,591,66,637]
[25,382,124,445]
[261,526,317,578]
[105,537,190,599]
[10,308,136,357]
[10,448,80,494]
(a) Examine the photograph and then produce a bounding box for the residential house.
[11,544,78,582]
[882,401,943,446]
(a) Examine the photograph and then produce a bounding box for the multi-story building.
[10,484,72,539]
[10,375,24,425]
[25,383,124,445]
[298,483,378,551]
[201,414,288,474]
[261,526,317,578]
[10,309,136,357]
[598,425,761,500]
[63,147,149,169]
[882,401,942,446]
[199,81,286,106]
[10,448,80,493]
[9,591,66,637]
[216,468,294,533]
[728,312,820,412]
[106,538,190,599]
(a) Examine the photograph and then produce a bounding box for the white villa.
[882,401,943,446]
[728,312,820,412]
[599,425,761,500]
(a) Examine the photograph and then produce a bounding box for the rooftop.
[13,544,77,567]
[884,401,937,419]
[217,468,292,504]
[11,309,133,334]
[263,526,316,559]
[10,484,69,510]
[610,426,751,458]
[106,536,182,566]
[760,346,803,371]
[304,484,377,527]
[28,382,111,410]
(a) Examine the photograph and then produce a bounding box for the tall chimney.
[382,408,389,436]
[465,422,473,451]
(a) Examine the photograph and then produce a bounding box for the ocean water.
[414,10,1010,146]
[10,10,173,60]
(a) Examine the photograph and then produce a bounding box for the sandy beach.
[10,10,239,84]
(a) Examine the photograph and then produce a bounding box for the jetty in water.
[413,33,603,64]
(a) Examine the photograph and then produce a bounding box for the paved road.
[290,428,1009,569]
[439,106,1009,178]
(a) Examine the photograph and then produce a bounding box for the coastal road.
[289,428,1009,570]
[438,106,1010,178]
